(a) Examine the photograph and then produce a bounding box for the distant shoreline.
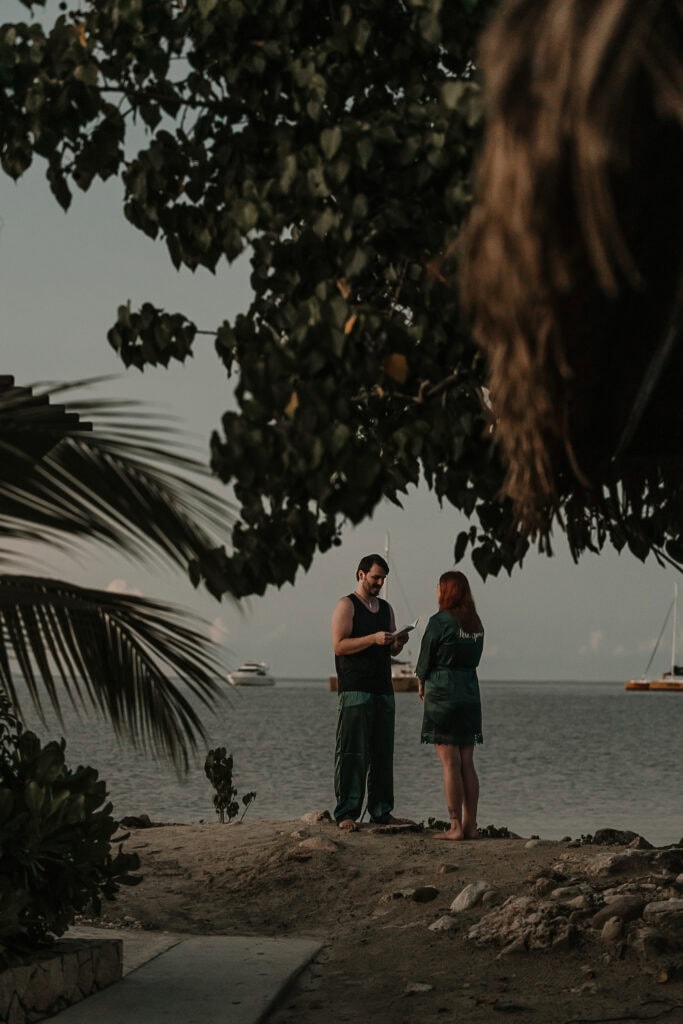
[276,676,627,685]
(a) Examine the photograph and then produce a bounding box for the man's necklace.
[357,593,378,612]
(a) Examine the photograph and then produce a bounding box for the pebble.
[533,877,556,896]
[571,981,598,995]
[451,881,495,912]
[643,896,683,938]
[298,837,338,853]
[412,885,440,903]
[385,885,439,902]
[300,810,333,824]
[600,917,623,943]
[628,925,667,958]
[591,895,645,928]
[428,915,459,933]
[551,884,586,900]
[403,982,434,995]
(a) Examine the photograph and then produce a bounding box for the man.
[331,553,411,831]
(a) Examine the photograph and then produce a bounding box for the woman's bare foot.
[432,823,464,841]
[338,819,358,832]
[464,827,479,840]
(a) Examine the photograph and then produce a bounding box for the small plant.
[204,747,256,823]
[0,693,141,965]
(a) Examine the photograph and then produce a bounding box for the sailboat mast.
[672,582,678,677]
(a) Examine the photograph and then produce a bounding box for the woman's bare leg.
[460,745,479,839]
[433,744,464,840]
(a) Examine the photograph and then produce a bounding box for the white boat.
[626,583,683,691]
[228,661,275,687]
[391,658,419,692]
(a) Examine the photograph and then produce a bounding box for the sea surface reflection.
[18,678,683,847]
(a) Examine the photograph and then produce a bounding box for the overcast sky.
[1,145,678,683]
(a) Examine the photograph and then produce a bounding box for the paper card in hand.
[391,618,418,639]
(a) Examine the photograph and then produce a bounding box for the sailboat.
[625,582,683,691]
[328,533,420,693]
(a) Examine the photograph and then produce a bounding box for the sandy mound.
[91,816,683,1023]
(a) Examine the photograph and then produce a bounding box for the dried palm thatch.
[460,0,683,536]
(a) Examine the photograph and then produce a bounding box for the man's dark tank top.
[335,593,393,695]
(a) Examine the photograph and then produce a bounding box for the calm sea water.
[18,679,683,847]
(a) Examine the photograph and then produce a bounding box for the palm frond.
[0,575,225,771]
[0,379,236,591]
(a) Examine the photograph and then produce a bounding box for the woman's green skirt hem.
[421,732,483,746]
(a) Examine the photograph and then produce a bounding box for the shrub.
[0,695,141,964]
[204,747,256,823]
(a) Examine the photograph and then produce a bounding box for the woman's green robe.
[415,610,484,746]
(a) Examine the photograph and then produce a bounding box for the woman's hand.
[417,680,425,701]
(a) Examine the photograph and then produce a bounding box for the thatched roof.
[460,0,683,533]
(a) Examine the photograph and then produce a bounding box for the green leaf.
[320,126,342,160]
[24,781,46,816]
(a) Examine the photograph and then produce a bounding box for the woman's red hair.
[438,571,482,633]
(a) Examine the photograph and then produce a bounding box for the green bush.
[0,695,141,964]
[204,747,256,823]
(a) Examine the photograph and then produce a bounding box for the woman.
[416,571,484,840]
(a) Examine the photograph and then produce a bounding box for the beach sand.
[95,815,683,1023]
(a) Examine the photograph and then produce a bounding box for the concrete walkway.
[51,927,322,1024]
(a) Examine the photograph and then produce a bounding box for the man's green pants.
[334,691,395,824]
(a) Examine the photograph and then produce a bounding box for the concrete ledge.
[68,926,182,977]
[0,937,122,1024]
[50,934,323,1024]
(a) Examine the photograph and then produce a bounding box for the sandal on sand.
[337,819,358,832]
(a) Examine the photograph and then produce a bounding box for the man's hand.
[390,631,409,654]
[375,631,395,646]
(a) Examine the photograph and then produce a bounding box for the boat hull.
[625,679,683,691]
[228,662,275,686]
[229,674,275,687]
[328,675,418,693]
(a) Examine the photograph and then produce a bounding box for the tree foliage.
[2,0,680,596]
